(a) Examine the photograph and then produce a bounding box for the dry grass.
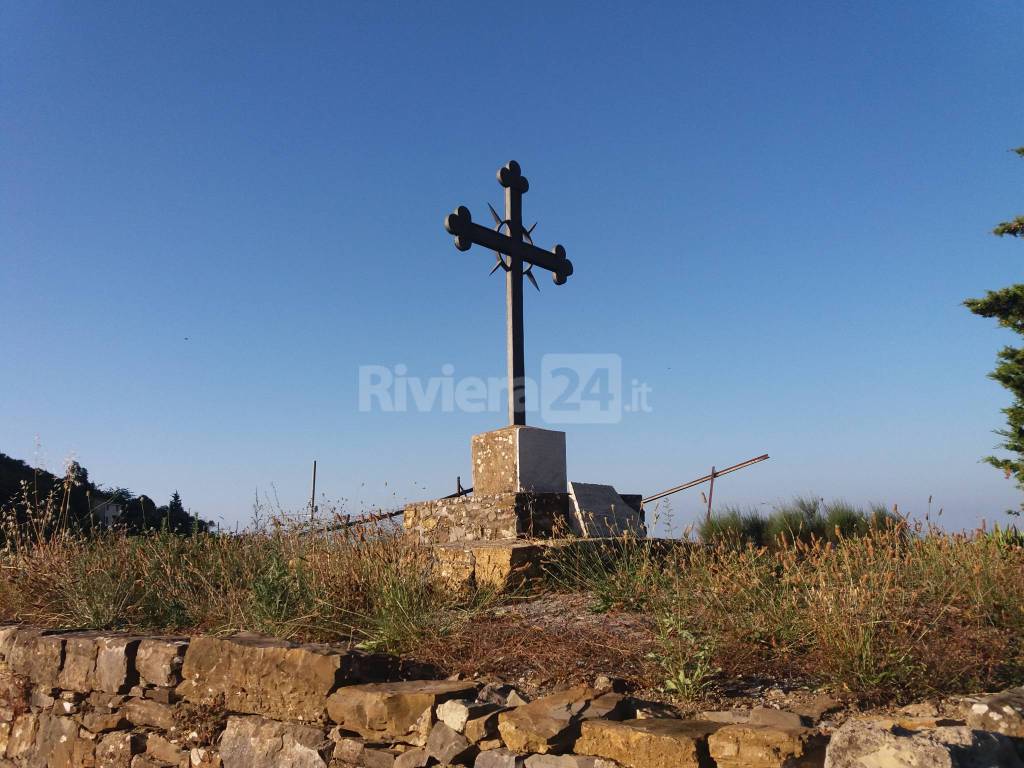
[2,473,1023,704]
[564,522,1024,702]
[0,471,490,653]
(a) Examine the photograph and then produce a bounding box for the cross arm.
[444,206,574,284]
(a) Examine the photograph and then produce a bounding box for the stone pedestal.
[471,426,567,495]
[403,425,645,547]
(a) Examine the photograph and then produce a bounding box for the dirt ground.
[411,591,976,729]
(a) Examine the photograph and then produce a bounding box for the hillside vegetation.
[1,471,1021,706]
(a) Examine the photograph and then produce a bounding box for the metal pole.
[505,180,525,426]
[310,460,317,520]
[642,454,770,505]
[706,466,716,522]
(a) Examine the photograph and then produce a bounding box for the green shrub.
[697,506,766,548]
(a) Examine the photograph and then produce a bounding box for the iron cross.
[444,160,574,427]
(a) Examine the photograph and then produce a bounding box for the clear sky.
[2,1,1023,531]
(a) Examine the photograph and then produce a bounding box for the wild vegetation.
[965,145,1024,513]
[1,468,1022,706]
[0,452,204,537]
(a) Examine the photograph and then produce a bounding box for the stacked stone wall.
[404,493,571,544]
[2,625,1023,768]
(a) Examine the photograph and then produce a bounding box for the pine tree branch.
[994,216,1024,238]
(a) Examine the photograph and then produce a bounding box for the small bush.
[700,497,904,550]
[544,536,665,613]
[697,506,766,548]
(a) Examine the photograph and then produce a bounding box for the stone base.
[431,538,688,591]
[472,426,567,495]
[404,493,572,544]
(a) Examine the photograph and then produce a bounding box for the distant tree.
[168,491,185,517]
[965,147,1024,514]
[107,487,135,506]
[66,461,88,486]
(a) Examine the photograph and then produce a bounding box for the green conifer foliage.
[965,147,1024,509]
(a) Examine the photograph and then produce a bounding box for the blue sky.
[2,1,1023,530]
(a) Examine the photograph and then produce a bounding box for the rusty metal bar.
[642,454,769,506]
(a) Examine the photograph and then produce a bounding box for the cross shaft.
[444,160,573,426]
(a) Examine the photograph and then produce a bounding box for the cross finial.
[497,160,529,193]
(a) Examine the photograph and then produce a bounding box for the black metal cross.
[445,161,573,427]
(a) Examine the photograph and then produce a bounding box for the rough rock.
[145,732,186,765]
[963,686,1024,738]
[574,718,722,768]
[792,695,843,723]
[123,696,178,731]
[5,714,38,760]
[97,731,146,768]
[825,718,1023,768]
[427,721,477,764]
[438,699,504,733]
[190,746,222,767]
[178,634,397,724]
[700,710,750,724]
[78,709,131,733]
[88,691,127,712]
[326,679,479,745]
[394,747,432,767]
[466,708,506,744]
[498,687,633,755]
[524,755,617,767]
[145,686,179,705]
[33,713,84,766]
[358,746,402,768]
[708,723,826,768]
[330,733,371,764]
[95,636,142,694]
[133,757,172,768]
[592,676,628,695]
[29,686,55,710]
[747,708,809,729]
[7,630,63,689]
[136,638,188,688]
[480,683,530,708]
[0,627,18,662]
[219,716,331,768]
[58,633,100,693]
[0,667,29,722]
[475,749,527,768]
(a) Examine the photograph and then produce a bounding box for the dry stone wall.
[1,625,1023,768]
[404,493,572,544]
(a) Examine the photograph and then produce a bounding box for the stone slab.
[575,718,722,768]
[497,686,631,755]
[568,483,645,537]
[708,723,826,768]
[326,679,479,745]
[219,716,331,768]
[177,633,400,723]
